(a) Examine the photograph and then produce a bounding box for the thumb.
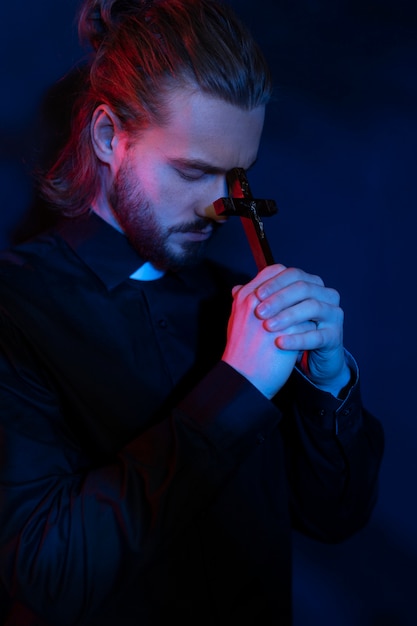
[231,284,243,298]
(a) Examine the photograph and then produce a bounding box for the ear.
[91,105,125,169]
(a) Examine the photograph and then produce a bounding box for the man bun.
[78,0,151,50]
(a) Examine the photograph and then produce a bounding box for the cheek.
[135,163,165,205]
[155,173,197,220]
[135,161,176,203]
[131,157,201,224]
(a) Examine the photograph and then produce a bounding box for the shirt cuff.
[292,350,362,436]
[177,360,282,450]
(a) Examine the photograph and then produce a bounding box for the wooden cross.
[212,168,278,270]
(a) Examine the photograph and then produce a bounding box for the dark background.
[1,1,416,624]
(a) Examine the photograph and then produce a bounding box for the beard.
[109,156,217,272]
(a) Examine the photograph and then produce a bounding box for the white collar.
[129,262,166,281]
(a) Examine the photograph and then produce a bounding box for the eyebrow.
[169,157,258,174]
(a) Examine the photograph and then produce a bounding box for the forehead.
[136,88,265,171]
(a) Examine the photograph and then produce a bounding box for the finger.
[265,319,318,335]
[256,267,326,301]
[232,264,287,302]
[260,299,343,332]
[256,286,342,326]
[238,264,287,296]
[275,327,329,351]
[261,281,340,314]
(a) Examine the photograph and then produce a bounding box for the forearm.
[277,365,384,542]
[0,360,279,624]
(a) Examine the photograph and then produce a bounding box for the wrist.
[299,352,352,399]
[316,363,353,399]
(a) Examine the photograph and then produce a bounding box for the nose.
[199,174,229,222]
[216,173,229,199]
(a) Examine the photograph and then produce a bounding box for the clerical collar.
[57,211,208,291]
[57,211,149,289]
[129,262,165,281]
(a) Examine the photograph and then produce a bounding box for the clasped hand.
[222,264,351,399]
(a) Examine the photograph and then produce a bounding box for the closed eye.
[170,157,225,182]
[175,169,207,181]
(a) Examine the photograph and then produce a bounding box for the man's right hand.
[222,265,300,399]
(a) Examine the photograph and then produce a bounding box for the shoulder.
[0,227,75,316]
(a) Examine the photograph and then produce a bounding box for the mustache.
[168,218,215,234]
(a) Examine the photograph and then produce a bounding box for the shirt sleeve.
[0,313,280,625]
[276,351,384,543]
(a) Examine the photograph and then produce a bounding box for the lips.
[183,226,213,241]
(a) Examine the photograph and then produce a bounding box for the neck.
[91,186,123,234]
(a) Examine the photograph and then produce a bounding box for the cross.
[212,168,278,271]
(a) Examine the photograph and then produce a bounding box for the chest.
[28,273,231,457]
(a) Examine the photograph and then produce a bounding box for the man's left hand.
[254,265,351,398]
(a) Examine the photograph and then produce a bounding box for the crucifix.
[212,168,278,271]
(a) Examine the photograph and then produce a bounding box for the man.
[0,1,383,624]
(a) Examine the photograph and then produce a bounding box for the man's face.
[107,88,265,270]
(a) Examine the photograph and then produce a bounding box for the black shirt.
[0,212,384,625]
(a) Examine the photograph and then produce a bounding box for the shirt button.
[341,407,352,416]
[158,319,168,329]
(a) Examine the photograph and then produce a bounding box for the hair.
[40,0,273,216]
